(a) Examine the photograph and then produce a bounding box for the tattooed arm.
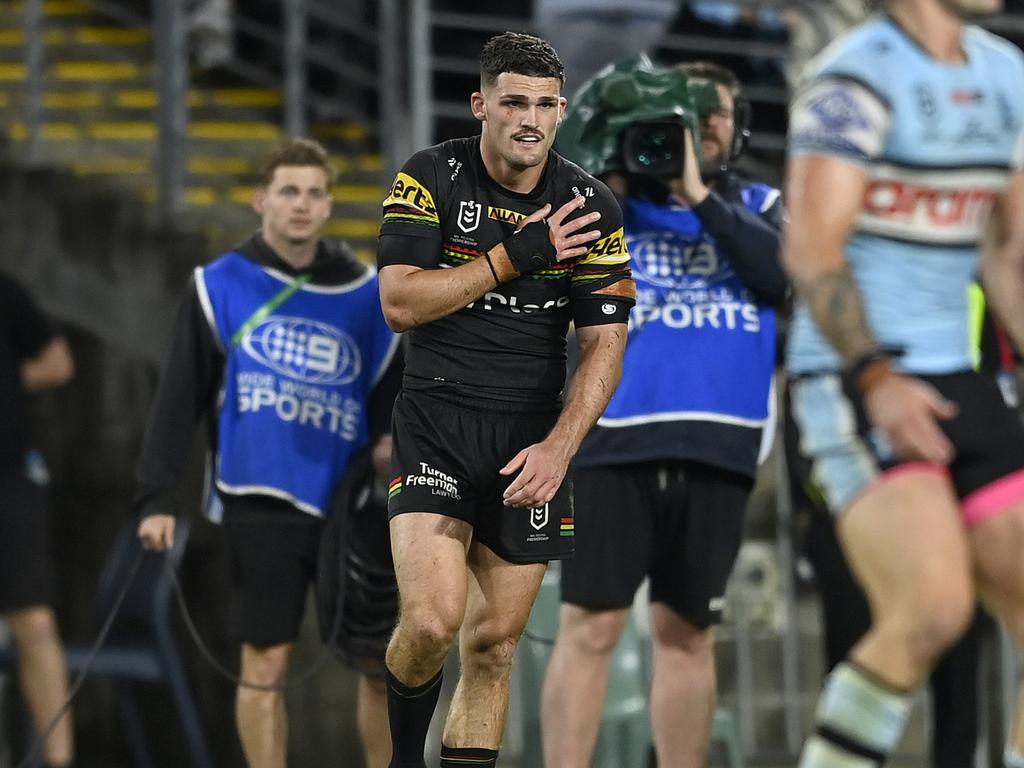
[782,155,878,366]
[783,154,956,463]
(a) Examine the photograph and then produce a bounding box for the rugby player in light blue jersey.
[783,0,1024,765]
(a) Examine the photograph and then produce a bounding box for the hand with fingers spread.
[502,196,602,276]
[864,371,958,465]
[500,438,573,509]
[138,513,176,552]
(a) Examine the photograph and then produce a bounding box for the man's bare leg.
[236,642,292,768]
[385,513,472,767]
[8,605,73,766]
[540,604,629,768]
[358,673,391,768]
[968,499,1024,763]
[442,542,545,755]
[386,514,472,686]
[648,604,716,768]
[799,472,975,767]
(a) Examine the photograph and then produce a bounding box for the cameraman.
[541,61,785,767]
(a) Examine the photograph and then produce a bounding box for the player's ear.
[252,186,267,215]
[557,96,567,125]
[471,91,486,122]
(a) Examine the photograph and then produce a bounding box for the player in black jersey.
[376,31,635,768]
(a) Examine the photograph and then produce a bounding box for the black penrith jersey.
[378,136,634,405]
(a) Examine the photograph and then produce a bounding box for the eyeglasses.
[702,108,734,122]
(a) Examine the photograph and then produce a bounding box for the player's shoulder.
[397,141,445,180]
[202,248,249,277]
[801,15,897,106]
[968,25,1024,81]
[395,137,479,203]
[550,151,621,213]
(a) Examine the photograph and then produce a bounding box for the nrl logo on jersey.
[530,503,549,530]
[458,200,482,233]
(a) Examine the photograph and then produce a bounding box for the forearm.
[788,248,877,365]
[547,325,627,457]
[135,283,220,515]
[694,192,787,304]
[379,246,515,332]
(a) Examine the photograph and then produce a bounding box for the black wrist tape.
[503,218,556,274]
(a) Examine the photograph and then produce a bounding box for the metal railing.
[406,0,829,161]
[16,0,406,225]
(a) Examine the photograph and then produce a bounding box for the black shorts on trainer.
[387,389,573,564]
[0,467,56,612]
[222,494,323,647]
[561,460,751,628]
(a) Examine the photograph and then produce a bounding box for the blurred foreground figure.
[0,272,75,768]
[783,0,1024,765]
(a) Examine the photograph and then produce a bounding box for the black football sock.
[439,744,498,767]
[386,665,443,768]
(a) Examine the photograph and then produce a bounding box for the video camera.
[559,55,724,181]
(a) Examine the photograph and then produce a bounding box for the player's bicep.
[783,154,870,277]
[570,222,635,327]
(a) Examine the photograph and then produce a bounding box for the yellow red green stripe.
[388,476,403,498]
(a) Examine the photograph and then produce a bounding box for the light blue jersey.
[787,13,1024,374]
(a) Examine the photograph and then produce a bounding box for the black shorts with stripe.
[387,388,573,564]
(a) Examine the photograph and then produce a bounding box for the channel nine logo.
[243,316,361,385]
[629,232,734,289]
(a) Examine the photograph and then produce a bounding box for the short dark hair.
[479,31,564,89]
[678,61,743,101]
[259,137,336,187]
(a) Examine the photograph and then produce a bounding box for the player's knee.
[650,612,714,659]
[562,608,629,656]
[880,589,973,665]
[466,633,519,675]
[918,596,974,660]
[241,644,291,687]
[399,605,461,653]
[8,605,58,647]
[237,683,282,714]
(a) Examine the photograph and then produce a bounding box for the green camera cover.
[559,55,719,177]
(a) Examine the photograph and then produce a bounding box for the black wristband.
[845,345,903,393]
[483,251,500,287]
[503,218,557,275]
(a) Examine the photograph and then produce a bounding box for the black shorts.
[222,494,323,647]
[387,389,573,564]
[0,467,56,612]
[790,370,1024,520]
[561,460,751,628]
